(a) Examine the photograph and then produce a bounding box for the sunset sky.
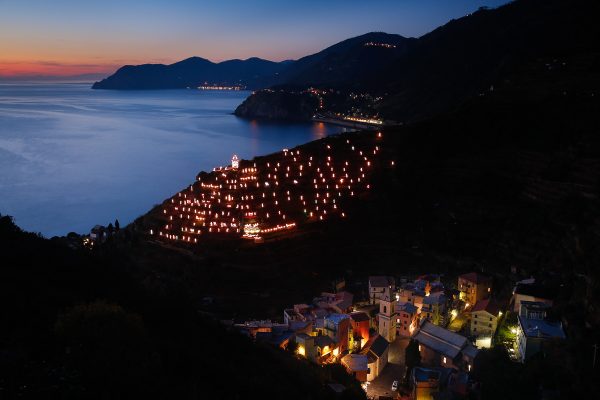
[0,0,509,79]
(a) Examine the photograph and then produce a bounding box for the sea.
[0,82,346,237]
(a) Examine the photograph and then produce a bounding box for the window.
[474,321,477,325]
[489,317,492,321]
[384,305,387,313]
[488,323,492,327]
[474,315,477,319]
[443,357,447,363]
[474,327,477,332]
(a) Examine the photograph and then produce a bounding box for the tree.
[54,301,154,396]
[405,339,421,380]
[115,219,120,231]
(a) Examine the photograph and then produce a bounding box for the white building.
[369,276,395,304]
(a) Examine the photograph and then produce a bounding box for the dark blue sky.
[0,0,510,77]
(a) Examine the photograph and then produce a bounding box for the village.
[229,272,565,400]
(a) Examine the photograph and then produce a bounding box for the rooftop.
[369,275,395,288]
[518,316,566,339]
[326,313,350,325]
[350,312,370,322]
[471,298,501,316]
[459,272,491,284]
[315,335,336,348]
[423,292,447,305]
[341,354,369,371]
[368,335,389,358]
[413,367,441,383]
[413,321,472,359]
[397,302,418,314]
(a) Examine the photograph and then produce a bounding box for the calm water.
[0,83,345,236]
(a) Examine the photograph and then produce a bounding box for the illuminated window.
[443,357,447,363]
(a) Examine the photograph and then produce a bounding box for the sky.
[0,0,510,79]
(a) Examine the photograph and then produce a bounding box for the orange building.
[458,272,492,307]
[350,312,371,350]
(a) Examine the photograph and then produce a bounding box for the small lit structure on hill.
[231,154,240,169]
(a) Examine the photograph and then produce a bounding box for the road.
[366,337,409,399]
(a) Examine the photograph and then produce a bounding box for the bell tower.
[231,154,239,169]
[378,287,396,342]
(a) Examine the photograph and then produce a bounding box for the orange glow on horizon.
[0,60,121,78]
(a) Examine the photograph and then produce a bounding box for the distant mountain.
[92,57,288,90]
[92,32,411,91]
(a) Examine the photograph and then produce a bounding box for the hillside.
[235,0,600,123]
[133,37,600,397]
[92,56,288,90]
[0,215,365,399]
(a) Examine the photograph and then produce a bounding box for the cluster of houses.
[231,272,566,397]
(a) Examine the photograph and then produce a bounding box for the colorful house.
[350,312,371,350]
[470,298,501,348]
[421,292,448,326]
[324,313,351,353]
[396,302,419,337]
[458,272,492,307]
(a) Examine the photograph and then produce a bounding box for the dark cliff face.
[234,90,318,121]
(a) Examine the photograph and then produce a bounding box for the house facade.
[396,302,419,337]
[470,298,501,348]
[360,334,389,381]
[369,276,395,304]
[458,272,492,307]
[515,301,565,362]
[421,292,448,326]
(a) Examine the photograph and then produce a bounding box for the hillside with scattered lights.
[146,131,395,245]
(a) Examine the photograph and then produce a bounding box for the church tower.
[378,287,396,342]
[231,154,239,169]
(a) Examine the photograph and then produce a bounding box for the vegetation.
[0,215,365,399]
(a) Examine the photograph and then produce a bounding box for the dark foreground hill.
[0,215,365,399]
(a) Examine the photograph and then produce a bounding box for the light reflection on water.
[0,83,346,236]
